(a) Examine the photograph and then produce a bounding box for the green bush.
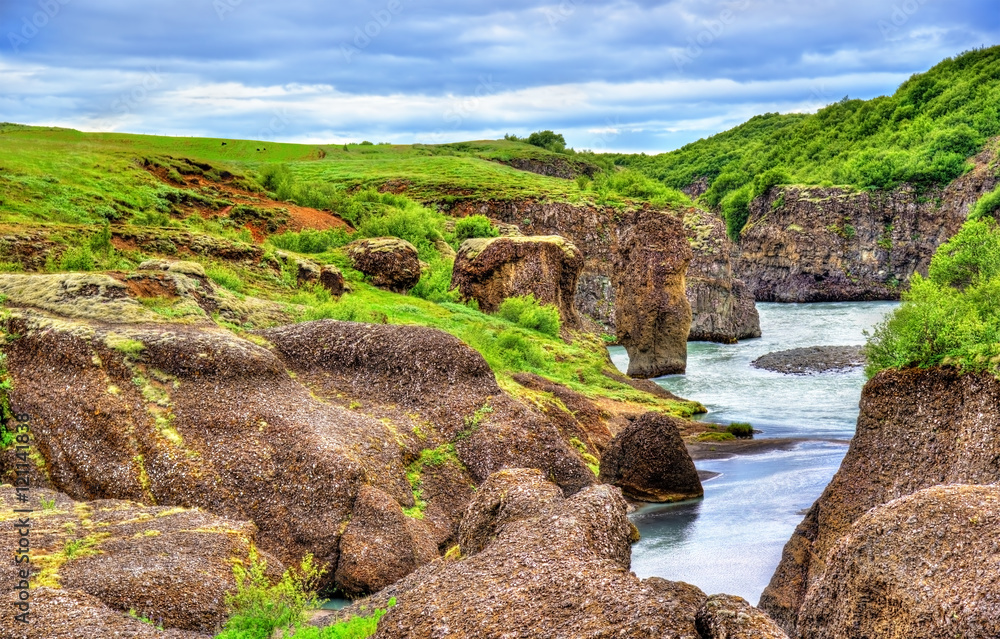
[284,598,396,639]
[60,246,97,271]
[269,229,352,254]
[216,550,325,639]
[496,295,561,337]
[410,258,459,303]
[695,431,736,442]
[454,215,499,242]
[865,215,1000,377]
[726,422,754,439]
[524,130,567,153]
[971,187,1000,220]
[207,266,246,293]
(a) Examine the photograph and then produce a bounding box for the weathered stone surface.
[697,594,790,639]
[346,237,421,293]
[796,485,1000,639]
[451,235,584,328]
[751,346,865,375]
[760,367,1000,635]
[334,485,439,597]
[685,209,761,343]
[599,412,703,502]
[319,264,345,296]
[0,487,274,636]
[736,143,999,302]
[613,209,693,377]
[319,468,709,639]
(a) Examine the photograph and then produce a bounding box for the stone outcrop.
[795,485,1000,639]
[598,412,703,502]
[318,468,714,639]
[0,272,604,597]
[450,235,584,328]
[273,250,345,295]
[685,209,761,343]
[445,200,758,344]
[346,237,422,293]
[698,594,790,639]
[751,346,865,375]
[613,209,693,377]
[760,367,1000,635]
[0,487,274,637]
[736,143,999,302]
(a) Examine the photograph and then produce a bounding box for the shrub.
[695,431,736,442]
[207,266,246,293]
[496,295,561,337]
[269,229,352,254]
[525,130,567,153]
[410,258,459,303]
[970,187,1000,220]
[216,550,325,639]
[726,422,754,439]
[454,215,499,242]
[59,246,96,271]
[285,598,396,639]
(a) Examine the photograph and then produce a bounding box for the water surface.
[609,302,897,603]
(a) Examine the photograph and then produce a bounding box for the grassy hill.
[611,45,1000,238]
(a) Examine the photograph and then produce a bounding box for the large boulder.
[760,367,1000,635]
[613,209,693,377]
[797,485,1000,639]
[346,237,422,293]
[319,468,711,639]
[599,412,703,502]
[451,235,584,328]
[697,594,790,639]
[0,487,275,636]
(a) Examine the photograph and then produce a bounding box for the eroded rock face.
[599,412,703,502]
[760,367,1000,635]
[0,487,273,636]
[796,485,1000,639]
[697,594,790,639]
[346,237,422,293]
[320,468,710,639]
[685,209,761,343]
[445,199,756,343]
[613,209,693,377]
[736,144,999,302]
[451,235,584,328]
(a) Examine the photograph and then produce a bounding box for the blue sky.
[1,0,997,152]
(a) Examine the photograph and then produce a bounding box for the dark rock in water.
[614,209,693,377]
[346,236,422,293]
[334,485,439,597]
[697,594,789,639]
[598,412,704,503]
[319,468,713,639]
[751,345,864,375]
[797,485,1000,639]
[760,367,1000,636]
[450,235,584,328]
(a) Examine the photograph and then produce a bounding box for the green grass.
[725,422,754,439]
[283,599,396,639]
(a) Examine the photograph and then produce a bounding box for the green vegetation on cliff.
[612,46,1000,237]
[865,212,1000,377]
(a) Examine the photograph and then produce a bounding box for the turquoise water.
[609,302,897,603]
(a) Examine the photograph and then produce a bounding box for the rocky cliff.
[445,199,760,344]
[759,367,1000,636]
[736,143,999,302]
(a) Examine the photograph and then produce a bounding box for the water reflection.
[630,498,703,551]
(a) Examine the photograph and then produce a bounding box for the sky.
[1,0,998,153]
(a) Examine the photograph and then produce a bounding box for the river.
[608,301,898,604]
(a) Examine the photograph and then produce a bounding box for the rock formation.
[450,235,584,328]
[346,237,422,293]
[736,144,999,302]
[445,200,759,344]
[759,367,1000,635]
[0,487,275,637]
[0,271,603,596]
[751,346,865,375]
[685,209,761,343]
[613,209,693,377]
[598,412,704,502]
[796,485,1000,639]
[318,468,712,638]
[697,594,790,639]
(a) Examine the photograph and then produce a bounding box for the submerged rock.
[796,485,1000,639]
[346,236,422,293]
[451,235,584,328]
[599,412,704,502]
[760,367,1000,635]
[613,209,693,377]
[751,346,865,375]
